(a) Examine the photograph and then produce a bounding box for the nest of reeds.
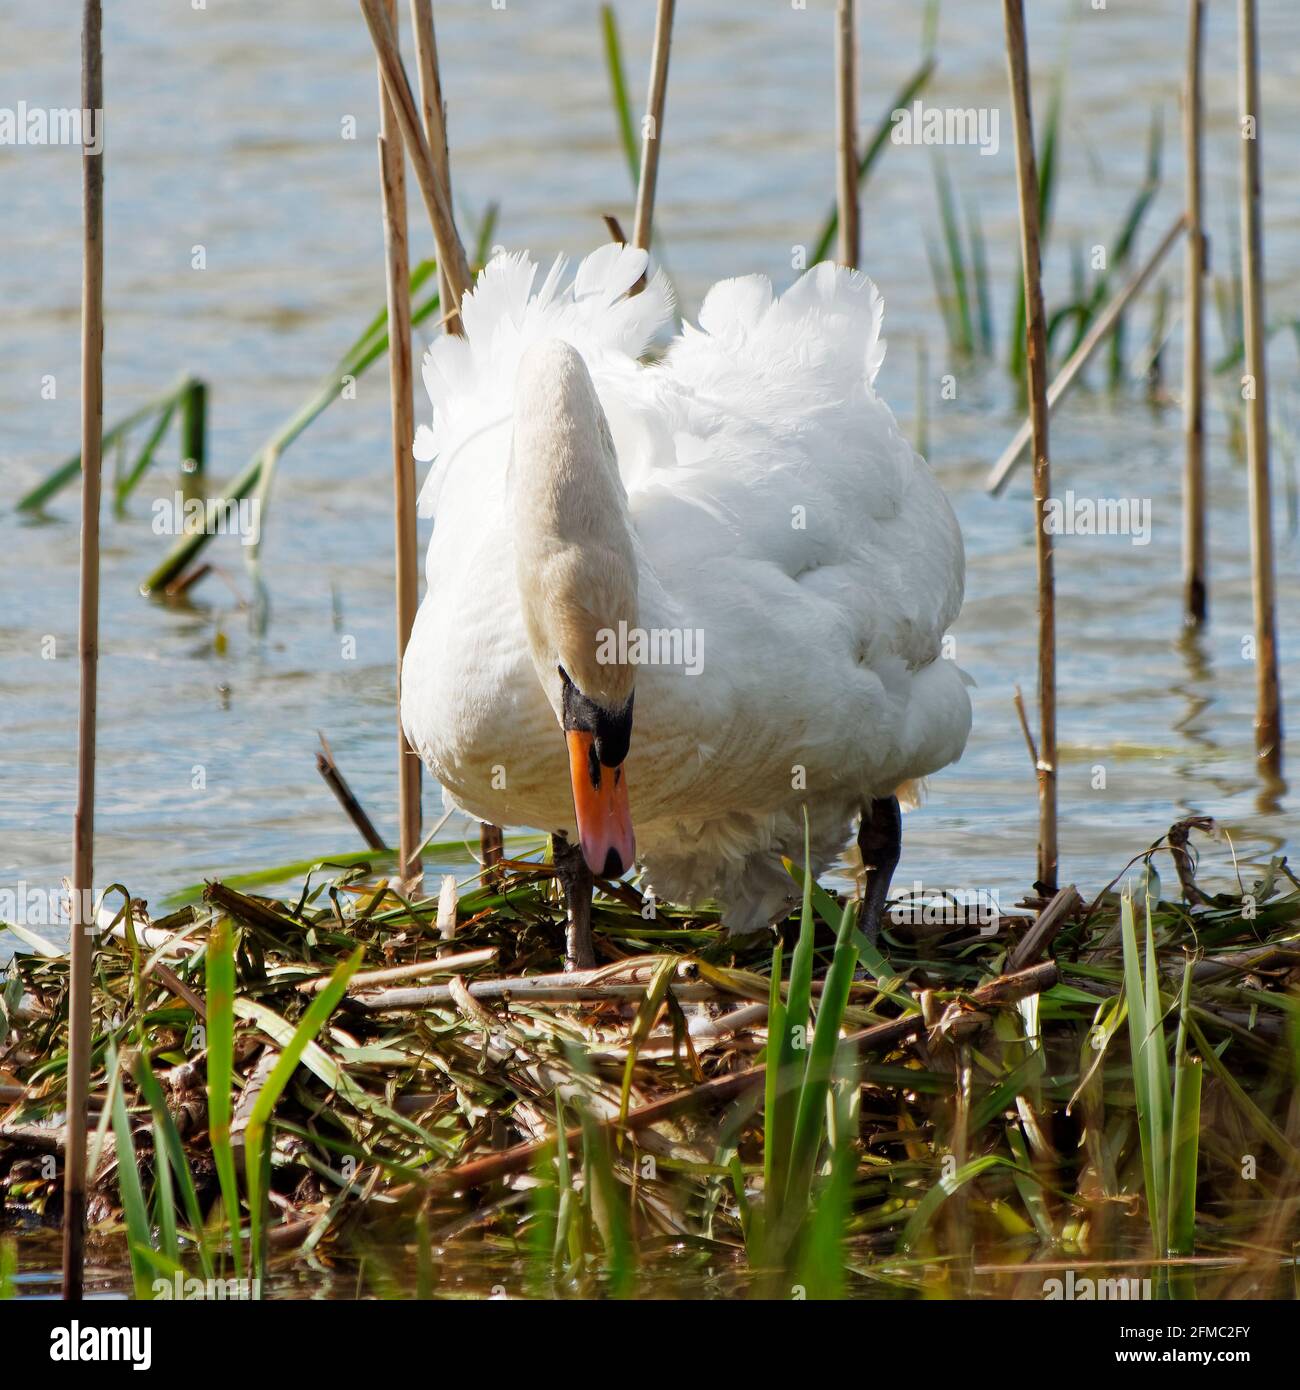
[2,816,1299,1299]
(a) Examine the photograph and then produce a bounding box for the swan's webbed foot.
[553,833,596,971]
[858,795,902,949]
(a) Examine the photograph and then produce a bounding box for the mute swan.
[401,245,971,967]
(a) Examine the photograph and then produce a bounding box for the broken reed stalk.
[1007,883,1082,971]
[987,214,1187,495]
[480,821,505,877]
[359,0,471,322]
[1002,0,1058,892]
[835,0,859,269]
[401,0,499,868]
[315,732,386,852]
[1237,0,1283,776]
[1183,0,1207,624]
[377,0,422,886]
[299,946,497,993]
[63,0,103,1302]
[631,0,675,252]
[409,0,454,317]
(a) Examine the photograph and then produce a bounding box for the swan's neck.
[511,340,638,716]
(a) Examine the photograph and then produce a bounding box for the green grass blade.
[967,195,994,353]
[113,397,178,514]
[768,820,817,1213]
[233,994,455,1153]
[786,816,817,1042]
[17,380,188,512]
[1106,108,1163,386]
[151,1114,180,1266]
[469,202,500,267]
[578,1105,635,1297]
[1142,894,1170,1248]
[244,946,363,1283]
[141,253,441,594]
[926,235,963,354]
[933,155,973,355]
[1167,1066,1201,1258]
[796,864,912,1008]
[897,1154,1006,1254]
[106,1043,155,1300]
[727,1153,753,1252]
[759,938,785,1257]
[794,1042,858,1299]
[617,955,678,1127]
[762,820,817,1256]
[553,1096,579,1275]
[1184,1013,1300,1175]
[786,899,860,1216]
[1167,958,1200,1276]
[524,1141,558,1297]
[600,4,640,187]
[1120,889,1166,1253]
[133,1051,213,1280]
[179,377,207,478]
[205,916,244,1278]
[1005,1121,1054,1241]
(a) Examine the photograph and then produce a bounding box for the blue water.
[2,0,1299,938]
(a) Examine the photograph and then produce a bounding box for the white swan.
[401,245,971,965]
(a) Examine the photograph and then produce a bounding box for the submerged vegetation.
[3,819,1299,1299]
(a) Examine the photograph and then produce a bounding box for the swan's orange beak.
[565,730,635,878]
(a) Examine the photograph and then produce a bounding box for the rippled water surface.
[3,0,1299,921]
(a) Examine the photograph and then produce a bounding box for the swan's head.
[511,339,637,878]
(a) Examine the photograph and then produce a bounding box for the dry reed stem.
[1183,0,1208,623]
[1002,0,1058,891]
[1237,0,1283,775]
[316,731,386,852]
[632,0,675,252]
[63,0,103,1302]
[359,0,471,323]
[377,0,422,885]
[1007,884,1082,971]
[835,0,859,268]
[409,0,455,319]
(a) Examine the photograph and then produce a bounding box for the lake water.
[3,0,1299,930]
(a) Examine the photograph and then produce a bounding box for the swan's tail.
[414,245,674,516]
[669,260,888,411]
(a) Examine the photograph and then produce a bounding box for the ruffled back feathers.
[415,245,674,516]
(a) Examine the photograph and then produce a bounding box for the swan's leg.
[553,833,596,971]
[858,796,901,947]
